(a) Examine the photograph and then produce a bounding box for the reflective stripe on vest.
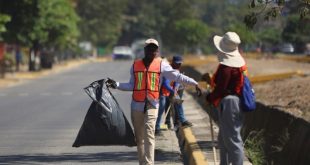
[133,58,161,102]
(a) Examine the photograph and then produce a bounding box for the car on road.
[278,43,295,54]
[112,46,134,60]
[131,39,145,59]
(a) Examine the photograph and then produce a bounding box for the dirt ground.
[193,56,310,122]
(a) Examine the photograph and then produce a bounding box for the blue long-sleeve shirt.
[162,77,175,94]
[116,58,197,112]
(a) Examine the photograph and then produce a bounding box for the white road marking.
[40,92,51,96]
[18,93,29,96]
[61,92,73,96]
[0,93,8,96]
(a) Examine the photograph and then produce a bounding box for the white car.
[112,46,134,60]
[278,43,294,54]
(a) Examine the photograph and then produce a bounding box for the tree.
[171,19,209,53]
[119,0,208,53]
[226,22,258,50]
[282,14,310,52]
[158,0,204,53]
[0,0,79,70]
[244,0,310,29]
[38,0,79,50]
[0,14,11,40]
[257,27,282,45]
[120,0,166,44]
[76,0,127,48]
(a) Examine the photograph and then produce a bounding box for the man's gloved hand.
[106,78,117,89]
[195,85,202,97]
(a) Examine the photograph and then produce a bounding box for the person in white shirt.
[106,38,202,165]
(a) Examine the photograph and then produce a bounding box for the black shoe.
[155,129,163,136]
[167,124,172,129]
[181,121,193,128]
[165,123,172,129]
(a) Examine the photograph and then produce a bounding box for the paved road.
[0,61,140,165]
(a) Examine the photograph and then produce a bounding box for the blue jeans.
[156,90,187,131]
[173,90,186,124]
[155,95,170,131]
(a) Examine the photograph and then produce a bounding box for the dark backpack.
[241,72,256,112]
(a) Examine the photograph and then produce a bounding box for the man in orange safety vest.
[107,38,202,165]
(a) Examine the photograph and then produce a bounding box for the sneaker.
[181,121,193,128]
[167,124,172,129]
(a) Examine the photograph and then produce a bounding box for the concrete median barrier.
[177,127,208,165]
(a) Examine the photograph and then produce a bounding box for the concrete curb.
[177,127,208,165]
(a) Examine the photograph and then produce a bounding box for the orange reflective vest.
[132,58,162,102]
[161,81,175,97]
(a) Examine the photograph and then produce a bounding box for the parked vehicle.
[278,43,295,54]
[112,46,134,60]
[305,43,310,56]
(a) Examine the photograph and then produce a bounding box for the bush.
[244,130,267,165]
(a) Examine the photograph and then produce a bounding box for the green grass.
[244,130,267,165]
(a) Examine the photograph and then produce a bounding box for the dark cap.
[172,55,183,64]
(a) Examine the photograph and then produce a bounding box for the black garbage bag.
[72,79,136,147]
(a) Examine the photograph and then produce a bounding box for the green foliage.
[244,130,267,165]
[282,14,310,52]
[76,0,127,47]
[125,1,166,38]
[0,0,79,49]
[172,19,209,53]
[121,0,203,53]
[158,0,204,53]
[257,27,282,44]
[245,0,310,29]
[226,23,257,44]
[38,0,80,49]
[2,0,306,55]
[1,0,39,45]
[0,14,11,34]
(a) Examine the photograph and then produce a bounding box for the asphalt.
[0,58,255,165]
[0,58,181,165]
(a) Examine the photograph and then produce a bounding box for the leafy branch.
[244,0,310,29]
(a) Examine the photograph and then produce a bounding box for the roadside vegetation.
[1,0,309,60]
[244,130,266,165]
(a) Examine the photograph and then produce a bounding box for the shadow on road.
[0,150,182,164]
[0,151,137,164]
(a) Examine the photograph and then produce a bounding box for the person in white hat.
[107,38,202,165]
[206,32,246,165]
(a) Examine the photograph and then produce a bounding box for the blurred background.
[0,1,309,164]
[0,0,309,75]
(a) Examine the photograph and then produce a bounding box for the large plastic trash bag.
[72,79,136,147]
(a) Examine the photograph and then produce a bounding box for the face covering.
[143,45,158,66]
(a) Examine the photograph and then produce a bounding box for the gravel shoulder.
[194,56,310,122]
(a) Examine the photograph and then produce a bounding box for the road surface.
[0,61,140,165]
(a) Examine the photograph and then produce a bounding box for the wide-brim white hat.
[213,32,245,68]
